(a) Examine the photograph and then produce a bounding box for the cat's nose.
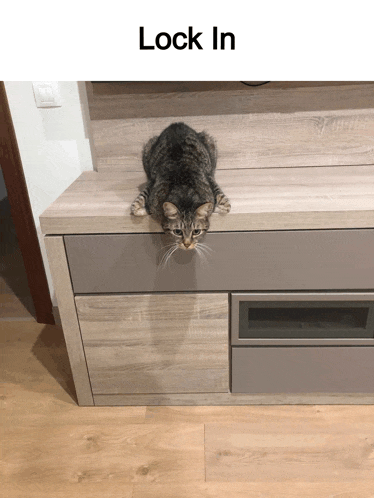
[183,240,192,248]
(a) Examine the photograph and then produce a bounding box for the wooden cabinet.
[75,293,229,395]
[41,156,374,405]
[45,231,374,406]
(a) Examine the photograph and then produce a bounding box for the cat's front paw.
[131,198,148,216]
[216,194,231,213]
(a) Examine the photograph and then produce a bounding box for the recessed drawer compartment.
[65,229,374,294]
[75,293,229,395]
[231,293,374,346]
[231,346,374,394]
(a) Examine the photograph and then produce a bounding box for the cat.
[130,122,231,256]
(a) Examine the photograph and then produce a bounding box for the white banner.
[1,0,373,80]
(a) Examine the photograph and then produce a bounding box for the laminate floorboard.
[2,321,374,497]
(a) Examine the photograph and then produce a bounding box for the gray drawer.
[231,346,374,393]
[231,292,374,346]
[64,229,374,294]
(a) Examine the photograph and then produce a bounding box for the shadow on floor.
[0,196,36,318]
[32,324,78,404]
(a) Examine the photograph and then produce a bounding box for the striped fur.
[131,122,230,250]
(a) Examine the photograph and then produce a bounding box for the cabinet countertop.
[40,166,374,235]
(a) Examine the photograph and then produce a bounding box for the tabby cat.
[131,122,230,256]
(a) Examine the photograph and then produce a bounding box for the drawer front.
[65,229,374,293]
[231,346,374,393]
[231,292,374,346]
[76,293,229,395]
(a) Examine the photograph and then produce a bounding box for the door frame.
[0,82,54,324]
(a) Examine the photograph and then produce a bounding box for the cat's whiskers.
[157,242,178,255]
[195,245,209,266]
[159,245,172,267]
[159,243,179,269]
[159,245,174,268]
[197,242,213,253]
[198,246,211,257]
[164,245,179,268]
[196,243,213,261]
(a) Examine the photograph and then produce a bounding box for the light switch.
[32,82,62,108]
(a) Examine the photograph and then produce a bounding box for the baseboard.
[93,392,374,406]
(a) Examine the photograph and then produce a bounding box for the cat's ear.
[195,202,214,219]
[163,202,179,219]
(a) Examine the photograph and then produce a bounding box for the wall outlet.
[32,82,62,108]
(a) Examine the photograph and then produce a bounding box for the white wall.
[4,81,94,306]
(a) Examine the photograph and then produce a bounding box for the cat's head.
[162,201,213,250]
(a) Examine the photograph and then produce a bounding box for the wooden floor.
[0,196,35,321]
[2,319,374,497]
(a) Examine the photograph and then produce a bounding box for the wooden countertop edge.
[39,166,374,235]
[40,210,374,235]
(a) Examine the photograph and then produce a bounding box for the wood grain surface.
[205,420,374,482]
[87,82,374,120]
[44,236,93,405]
[75,293,229,395]
[3,320,374,497]
[40,165,374,234]
[94,392,374,406]
[91,109,374,171]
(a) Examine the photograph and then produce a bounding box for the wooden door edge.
[0,82,54,325]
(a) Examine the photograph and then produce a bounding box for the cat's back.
[142,122,219,218]
[143,121,216,187]
[159,121,195,143]
[158,122,198,160]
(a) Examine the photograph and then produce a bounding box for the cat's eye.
[173,229,183,236]
[193,229,201,235]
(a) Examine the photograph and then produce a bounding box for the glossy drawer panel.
[231,346,374,393]
[65,229,374,294]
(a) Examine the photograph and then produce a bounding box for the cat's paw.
[131,198,147,216]
[216,194,231,213]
